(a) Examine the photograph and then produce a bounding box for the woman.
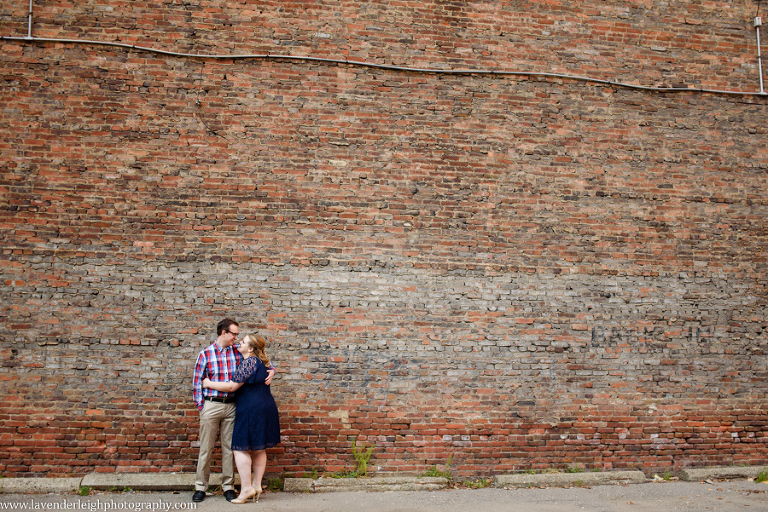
[203,334,280,503]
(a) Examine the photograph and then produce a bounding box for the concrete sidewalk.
[0,479,766,512]
[1,466,765,494]
[0,467,765,512]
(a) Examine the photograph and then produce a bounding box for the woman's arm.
[202,377,243,393]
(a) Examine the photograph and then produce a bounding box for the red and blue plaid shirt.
[193,341,242,411]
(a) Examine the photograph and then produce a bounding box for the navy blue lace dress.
[230,356,281,451]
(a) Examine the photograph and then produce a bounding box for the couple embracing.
[192,318,281,503]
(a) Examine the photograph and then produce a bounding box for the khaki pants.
[195,400,236,492]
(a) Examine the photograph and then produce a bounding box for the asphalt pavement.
[1,479,766,512]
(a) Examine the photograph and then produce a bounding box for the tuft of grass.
[423,466,450,478]
[423,455,453,479]
[331,469,360,479]
[756,469,767,483]
[266,476,284,491]
[564,465,584,474]
[352,439,375,476]
[463,478,492,489]
[78,486,92,496]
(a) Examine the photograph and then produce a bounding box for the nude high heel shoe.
[230,488,257,504]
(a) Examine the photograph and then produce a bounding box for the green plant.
[266,476,284,491]
[662,471,673,481]
[352,439,375,476]
[573,479,586,488]
[756,469,768,483]
[564,465,583,473]
[463,478,492,489]
[423,455,453,479]
[331,469,359,478]
[78,486,91,496]
[423,466,449,478]
[306,467,319,479]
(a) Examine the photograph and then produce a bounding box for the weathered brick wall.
[1,0,766,478]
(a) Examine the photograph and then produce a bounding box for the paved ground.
[1,480,766,512]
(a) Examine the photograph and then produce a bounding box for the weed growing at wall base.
[423,455,453,479]
[352,439,375,476]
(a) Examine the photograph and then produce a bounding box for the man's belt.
[204,396,236,404]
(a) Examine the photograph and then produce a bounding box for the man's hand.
[265,368,275,385]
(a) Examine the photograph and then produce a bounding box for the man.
[192,318,274,502]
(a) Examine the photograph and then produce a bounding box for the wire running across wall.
[2,34,767,98]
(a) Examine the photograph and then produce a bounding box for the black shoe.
[192,490,206,502]
[224,490,237,502]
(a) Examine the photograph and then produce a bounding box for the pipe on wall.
[3,1,767,97]
[757,17,765,95]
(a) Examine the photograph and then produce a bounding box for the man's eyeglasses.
[225,329,239,338]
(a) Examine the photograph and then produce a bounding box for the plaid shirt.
[192,341,242,411]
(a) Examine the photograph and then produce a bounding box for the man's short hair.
[217,318,239,336]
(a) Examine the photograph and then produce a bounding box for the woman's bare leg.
[252,450,267,491]
[233,450,254,498]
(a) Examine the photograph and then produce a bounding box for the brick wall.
[1,0,766,478]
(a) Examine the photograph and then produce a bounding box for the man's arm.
[203,378,243,393]
[192,352,208,411]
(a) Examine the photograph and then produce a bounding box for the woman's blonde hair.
[243,334,271,367]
